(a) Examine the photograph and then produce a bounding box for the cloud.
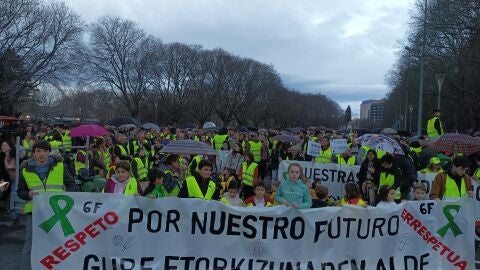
[62,0,415,114]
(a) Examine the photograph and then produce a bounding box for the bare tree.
[149,42,202,124]
[86,16,158,117]
[0,0,83,114]
[186,50,218,125]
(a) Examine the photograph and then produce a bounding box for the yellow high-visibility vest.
[22,163,65,213]
[185,176,215,200]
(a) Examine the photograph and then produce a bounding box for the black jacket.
[177,173,220,200]
[114,144,130,161]
[356,158,382,186]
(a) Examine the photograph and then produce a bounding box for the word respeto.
[40,211,119,270]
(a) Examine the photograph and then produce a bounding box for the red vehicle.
[0,116,19,127]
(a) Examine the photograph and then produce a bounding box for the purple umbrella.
[70,124,108,137]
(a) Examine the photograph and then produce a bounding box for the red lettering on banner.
[400,208,468,270]
[40,256,60,270]
[39,211,119,270]
[52,246,70,260]
[74,231,87,245]
[85,224,100,238]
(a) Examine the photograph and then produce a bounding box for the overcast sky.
[63,0,415,116]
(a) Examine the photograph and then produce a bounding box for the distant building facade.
[360,99,385,124]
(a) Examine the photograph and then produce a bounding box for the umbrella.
[141,123,160,131]
[237,127,249,133]
[160,139,218,155]
[356,134,404,155]
[429,133,480,156]
[203,122,216,129]
[107,116,139,127]
[69,124,108,137]
[273,134,302,143]
[181,123,197,129]
[119,124,137,131]
[381,128,398,135]
[69,124,108,170]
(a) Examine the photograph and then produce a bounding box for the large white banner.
[278,160,360,199]
[32,193,474,270]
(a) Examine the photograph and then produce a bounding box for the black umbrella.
[180,123,197,129]
[273,135,302,143]
[107,116,139,127]
[237,127,249,133]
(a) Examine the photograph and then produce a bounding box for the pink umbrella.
[69,124,108,170]
[429,133,480,156]
[70,124,108,137]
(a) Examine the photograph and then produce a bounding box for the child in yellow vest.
[244,180,275,207]
[340,182,367,207]
[219,167,237,194]
[220,181,243,206]
[104,161,141,195]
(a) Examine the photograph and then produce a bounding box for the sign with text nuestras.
[278,161,360,199]
[32,193,474,270]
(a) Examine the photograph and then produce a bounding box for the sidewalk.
[0,209,25,270]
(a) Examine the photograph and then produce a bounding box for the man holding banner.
[178,160,220,200]
[430,156,473,200]
[16,140,78,270]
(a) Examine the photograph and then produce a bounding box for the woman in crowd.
[356,149,381,204]
[216,141,230,173]
[227,142,245,176]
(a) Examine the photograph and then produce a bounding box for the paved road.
[0,210,24,270]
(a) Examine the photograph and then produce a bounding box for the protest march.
[3,0,480,269]
[0,121,478,270]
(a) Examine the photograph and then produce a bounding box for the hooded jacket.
[17,155,78,201]
[275,178,312,209]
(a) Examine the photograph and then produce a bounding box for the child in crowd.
[103,161,142,196]
[220,181,243,206]
[412,182,427,201]
[144,168,166,199]
[376,185,397,209]
[219,167,237,194]
[311,185,329,208]
[275,163,312,208]
[340,182,367,207]
[107,156,120,180]
[244,180,275,207]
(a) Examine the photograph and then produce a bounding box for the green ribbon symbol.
[39,195,75,237]
[437,204,463,238]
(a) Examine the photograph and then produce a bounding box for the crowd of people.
[1,109,477,269]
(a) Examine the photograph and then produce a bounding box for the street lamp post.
[435,74,445,111]
[417,0,428,136]
[409,105,414,133]
[154,102,158,124]
[404,46,412,131]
